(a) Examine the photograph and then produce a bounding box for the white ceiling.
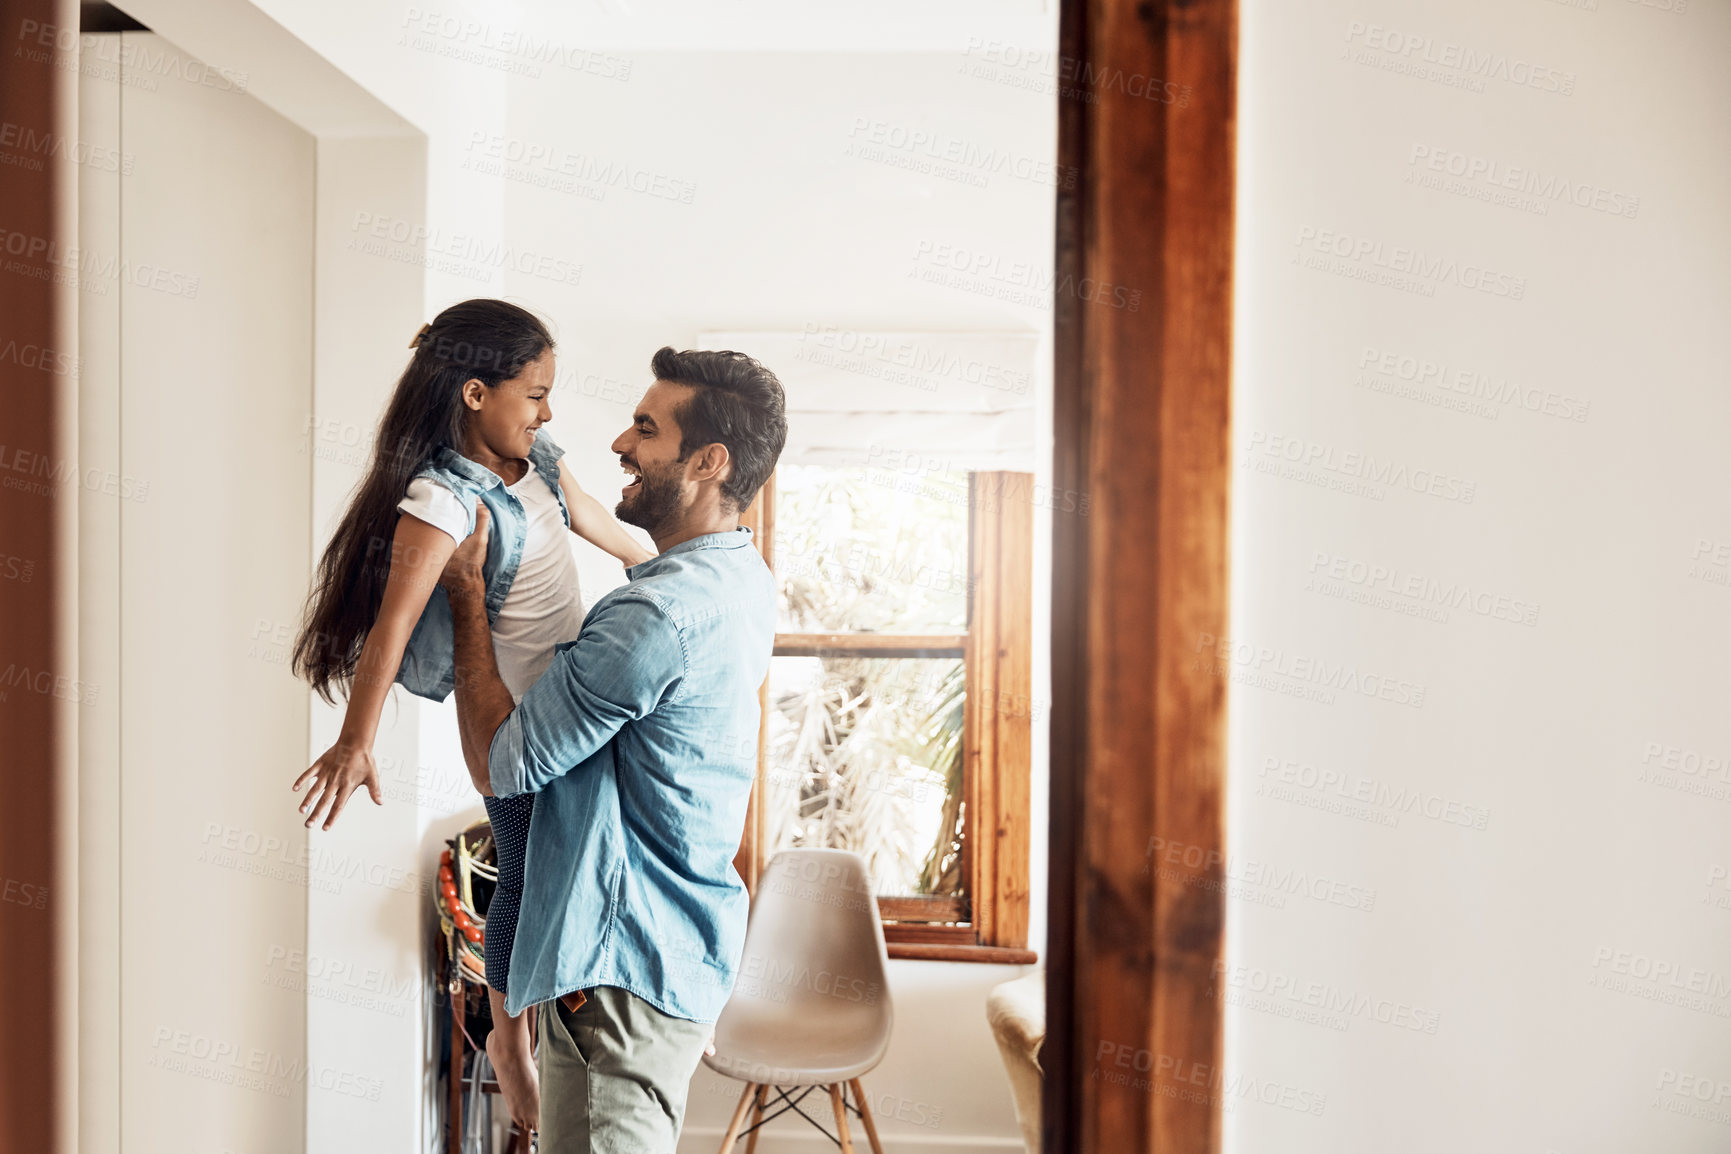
[459,0,1058,53]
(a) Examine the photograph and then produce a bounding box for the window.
[735,465,1036,963]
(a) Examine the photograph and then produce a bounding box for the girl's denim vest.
[395,430,570,702]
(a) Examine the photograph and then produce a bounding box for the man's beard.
[616,461,684,535]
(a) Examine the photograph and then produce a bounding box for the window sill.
[887,943,1039,965]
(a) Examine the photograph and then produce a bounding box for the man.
[437,346,787,1151]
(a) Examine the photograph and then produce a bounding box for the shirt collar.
[628,527,755,576]
[434,447,507,491]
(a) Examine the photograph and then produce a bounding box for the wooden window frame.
[735,470,1037,965]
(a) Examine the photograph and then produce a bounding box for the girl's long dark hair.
[293,299,554,703]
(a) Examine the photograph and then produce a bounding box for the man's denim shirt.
[488,527,775,1021]
[396,431,569,702]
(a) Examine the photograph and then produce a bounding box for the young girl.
[289,299,650,1133]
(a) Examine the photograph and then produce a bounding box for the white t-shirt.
[397,465,585,702]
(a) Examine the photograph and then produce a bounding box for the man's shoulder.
[587,583,679,628]
[612,548,774,630]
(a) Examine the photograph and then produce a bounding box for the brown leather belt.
[558,989,588,1014]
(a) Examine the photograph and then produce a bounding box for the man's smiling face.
[612,379,695,535]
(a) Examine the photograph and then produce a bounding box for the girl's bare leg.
[485,985,539,1133]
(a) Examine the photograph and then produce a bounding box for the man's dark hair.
[651,346,787,512]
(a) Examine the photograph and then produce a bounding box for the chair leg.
[446,972,463,1154]
[743,1084,767,1154]
[829,1084,856,1153]
[849,1079,885,1154]
[717,1082,758,1154]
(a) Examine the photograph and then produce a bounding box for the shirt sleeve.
[487,592,685,797]
[397,478,469,544]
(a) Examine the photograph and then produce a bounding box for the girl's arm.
[557,459,655,567]
[293,514,460,829]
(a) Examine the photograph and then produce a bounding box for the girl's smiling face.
[462,351,554,463]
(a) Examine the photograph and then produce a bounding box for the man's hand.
[438,505,490,593]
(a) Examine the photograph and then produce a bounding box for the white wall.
[303,134,434,1154]
[76,31,316,1151]
[69,10,433,1154]
[1228,1,1731,1150]
[109,3,504,1149]
[76,46,123,1154]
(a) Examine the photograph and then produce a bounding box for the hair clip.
[409,322,432,349]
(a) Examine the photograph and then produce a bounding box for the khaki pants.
[536,986,711,1153]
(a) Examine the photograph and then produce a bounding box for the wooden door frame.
[0,2,77,1152]
[1044,1,1237,1152]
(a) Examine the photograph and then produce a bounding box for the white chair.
[986,969,1044,1153]
[705,849,893,1154]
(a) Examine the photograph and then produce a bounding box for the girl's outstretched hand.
[293,742,383,830]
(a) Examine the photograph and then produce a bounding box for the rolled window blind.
[700,329,1038,471]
